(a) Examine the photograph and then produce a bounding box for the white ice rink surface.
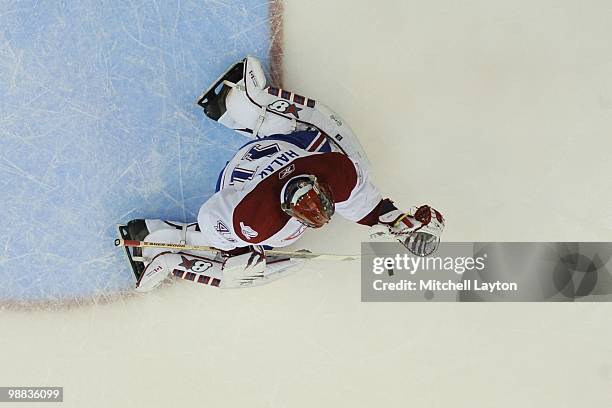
[3,1,612,406]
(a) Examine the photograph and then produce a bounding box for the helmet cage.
[281,175,335,228]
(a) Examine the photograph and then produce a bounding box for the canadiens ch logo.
[240,222,258,239]
[278,164,295,180]
[268,100,302,118]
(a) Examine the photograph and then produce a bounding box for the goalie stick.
[114,238,360,262]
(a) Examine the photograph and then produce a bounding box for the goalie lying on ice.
[119,56,445,292]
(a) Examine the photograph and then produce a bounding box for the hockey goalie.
[117,56,445,292]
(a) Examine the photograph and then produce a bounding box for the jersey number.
[242,143,281,161]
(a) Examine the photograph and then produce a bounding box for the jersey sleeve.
[334,160,383,222]
[197,189,248,251]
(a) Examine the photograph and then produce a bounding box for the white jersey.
[197,130,382,250]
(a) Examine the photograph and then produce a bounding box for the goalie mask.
[280,175,335,228]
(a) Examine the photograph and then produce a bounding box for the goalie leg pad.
[140,228,218,262]
[136,252,224,292]
[119,219,201,281]
[206,57,370,169]
[219,252,307,289]
[197,56,269,132]
[136,251,173,292]
[136,247,309,291]
[264,256,307,282]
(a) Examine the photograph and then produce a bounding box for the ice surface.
[0,0,276,304]
[2,2,612,407]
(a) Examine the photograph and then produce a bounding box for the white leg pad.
[136,251,224,292]
[141,228,217,262]
[224,87,296,137]
[220,58,371,169]
[220,253,307,289]
[243,55,267,90]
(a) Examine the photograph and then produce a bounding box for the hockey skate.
[116,219,150,280]
[196,60,244,121]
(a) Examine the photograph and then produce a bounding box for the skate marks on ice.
[0,0,284,308]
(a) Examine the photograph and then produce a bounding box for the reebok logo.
[279,164,295,180]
